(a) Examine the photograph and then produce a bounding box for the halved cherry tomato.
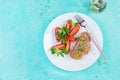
[66,20,72,31]
[55,27,61,42]
[66,40,71,53]
[66,36,77,42]
[69,24,80,36]
[51,44,66,49]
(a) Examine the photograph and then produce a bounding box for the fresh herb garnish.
[61,38,67,44]
[74,22,79,26]
[68,19,73,26]
[50,48,68,57]
[56,26,68,44]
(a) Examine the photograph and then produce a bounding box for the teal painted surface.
[0,0,119,80]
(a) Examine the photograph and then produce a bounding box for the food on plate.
[70,32,91,60]
[51,44,66,49]
[66,36,77,42]
[55,27,61,42]
[51,47,68,57]
[51,19,80,57]
[66,19,73,31]
[50,19,91,58]
[66,40,71,53]
[55,26,69,43]
[69,23,80,36]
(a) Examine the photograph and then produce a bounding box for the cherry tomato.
[66,20,72,31]
[55,27,61,42]
[51,44,66,49]
[69,25,80,36]
[66,36,77,42]
[66,40,71,53]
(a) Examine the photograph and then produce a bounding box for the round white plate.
[43,12,103,71]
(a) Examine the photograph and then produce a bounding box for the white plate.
[43,12,103,71]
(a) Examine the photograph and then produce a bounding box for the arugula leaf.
[56,29,63,36]
[62,24,66,27]
[61,38,66,44]
[51,48,59,54]
[56,26,69,40]
[68,19,73,26]
[61,26,69,35]
[62,48,68,54]
[59,52,64,57]
[69,19,73,24]
[74,22,79,26]
[50,48,68,57]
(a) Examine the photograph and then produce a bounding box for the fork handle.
[91,37,106,59]
[84,28,106,59]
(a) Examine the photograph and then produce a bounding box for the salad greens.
[56,26,69,44]
[68,19,73,26]
[51,48,68,57]
[61,38,66,44]
[50,19,80,57]
[74,22,79,26]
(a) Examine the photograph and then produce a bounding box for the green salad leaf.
[74,22,79,26]
[61,38,66,44]
[56,26,69,36]
[68,19,73,26]
[56,26,69,44]
[50,48,68,57]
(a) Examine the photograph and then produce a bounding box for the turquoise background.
[0,0,119,80]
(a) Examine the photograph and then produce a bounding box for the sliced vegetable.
[66,36,77,42]
[66,40,71,53]
[55,27,61,42]
[51,19,81,57]
[66,19,73,31]
[51,44,66,49]
[69,24,80,36]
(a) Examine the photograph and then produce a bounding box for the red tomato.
[66,20,72,31]
[51,44,66,49]
[66,36,77,42]
[55,27,61,42]
[66,40,71,53]
[69,24,80,36]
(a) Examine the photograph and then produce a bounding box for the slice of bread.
[70,32,91,60]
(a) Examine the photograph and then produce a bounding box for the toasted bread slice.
[70,32,91,60]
